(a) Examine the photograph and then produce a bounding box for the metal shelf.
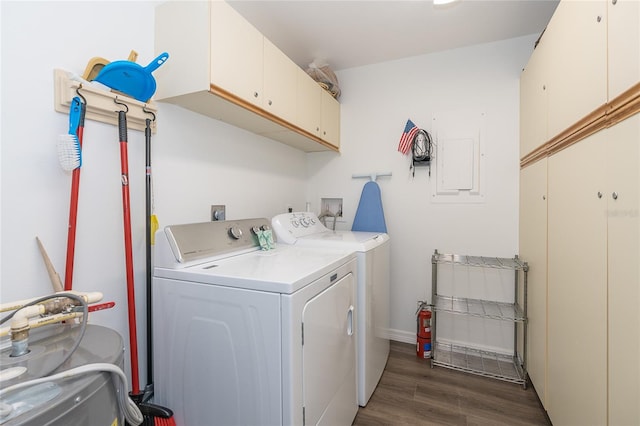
[430,249,528,389]
[432,342,526,386]
[432,253,528,271]
[433,295,525,322]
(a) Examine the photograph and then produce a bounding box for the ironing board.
[351,181,387,233]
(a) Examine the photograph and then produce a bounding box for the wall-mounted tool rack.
[53,69,157,133]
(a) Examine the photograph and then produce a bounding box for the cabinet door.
[545,0,607,138]
[519,158,548,407]
[608,0,640,100]
[321,90,340,148]
[210,1,263,107]
[606,114,640,426]
[520,39,549,158]
[263,38,297,123]
[547,131,607,426]
[296,68,322,137]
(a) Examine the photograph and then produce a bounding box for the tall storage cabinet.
[519,0,640,424]
[547,131,608,426]
[606,115,640,426]
[430,251,528,388]
[546,113,640,426]
[518,158,547,404]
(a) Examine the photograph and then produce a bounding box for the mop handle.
[118,109,140,394]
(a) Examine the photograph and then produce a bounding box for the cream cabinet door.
[263,38,297,123]
[606,114,640,426]
[210,0,264,107]
[520,39,549,158]
[608,0,640,100]
[519,158,548,407]
[547,131,607,426]
[545,0,607,138]
[321,91,340,149]
[296,68,322,137]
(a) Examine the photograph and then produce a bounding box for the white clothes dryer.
[152,218,358,426]
[272,212,390,407]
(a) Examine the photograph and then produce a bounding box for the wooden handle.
[36,237,63,292]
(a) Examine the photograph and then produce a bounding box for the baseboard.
[387,328,415,345]
[386,329,513,357]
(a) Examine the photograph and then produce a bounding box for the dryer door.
[302,272,357,425]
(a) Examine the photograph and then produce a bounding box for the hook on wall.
[114,97,129,113]
[143,104,156,122]
[75,84,87,105]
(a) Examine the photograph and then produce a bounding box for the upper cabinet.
[155,0,340,152]
[321,91,340,149]
[295,67,341,148]
[544,0,607,139]
[608,0,640,100]
[520,0,640,159]
[520,37,549,158]
[210,0,263,108]
[263,39,298,123]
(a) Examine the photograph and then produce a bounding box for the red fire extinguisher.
[416,302,432,359]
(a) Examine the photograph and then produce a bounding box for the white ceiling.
[228,0,559,72]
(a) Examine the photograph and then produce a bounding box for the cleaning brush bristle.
[57,133,82,171]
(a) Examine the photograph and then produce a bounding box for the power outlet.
[211,205,226,221]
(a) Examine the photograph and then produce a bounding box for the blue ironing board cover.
[351,181,387,233]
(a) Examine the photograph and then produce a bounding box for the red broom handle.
[118,110,140,394]
[64,104,85,291]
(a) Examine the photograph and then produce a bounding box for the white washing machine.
[152,218,358,426]
[272,212,390,407]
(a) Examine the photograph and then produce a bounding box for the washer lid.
[294,230,389,252]
[272,212,389,250]
[154,244,356,294]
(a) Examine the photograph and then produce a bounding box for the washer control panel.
[164,218,273,263]
[272,212,329,244]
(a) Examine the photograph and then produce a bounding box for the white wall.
[1,1,307,387]
[309,35,537,344]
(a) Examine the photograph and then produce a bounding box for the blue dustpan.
[94,52,169,102]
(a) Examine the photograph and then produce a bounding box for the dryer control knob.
[229,226,243,240]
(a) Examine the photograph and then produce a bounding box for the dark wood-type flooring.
[353,341,551,426]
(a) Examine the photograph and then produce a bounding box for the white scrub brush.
[57,96,82,171]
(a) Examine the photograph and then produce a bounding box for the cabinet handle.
[253,92,259,98]
[612,0,617,5]
[542,195,546,201]
[268,100,272,106]
[597,192,603,199]
[612,192,618,200]
[597,15,602,23]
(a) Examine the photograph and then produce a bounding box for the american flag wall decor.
[398,119,419,155]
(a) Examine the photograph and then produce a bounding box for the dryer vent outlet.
[211,205,226,221]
